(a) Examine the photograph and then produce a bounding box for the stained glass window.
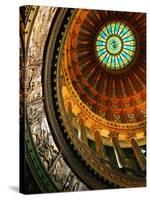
[96,22,136,70]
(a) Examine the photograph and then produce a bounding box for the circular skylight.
[96,22,136,70]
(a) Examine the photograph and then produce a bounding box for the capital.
[126,131,136,141]
[77,112,88,124]
[109,131,119,138]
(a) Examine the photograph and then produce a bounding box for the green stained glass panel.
[96,21,136,70]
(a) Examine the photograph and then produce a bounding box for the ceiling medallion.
[96,22,136,70]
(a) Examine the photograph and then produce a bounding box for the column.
[66,101,72,123]
[109,132,131,169]
[93,130,108,160]
[129,136,146,171]
[78,118,88,145]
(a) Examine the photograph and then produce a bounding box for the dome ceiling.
[64,10,146,124]
[21,6,146,192]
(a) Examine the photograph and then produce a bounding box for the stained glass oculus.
[96,22,136,70]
